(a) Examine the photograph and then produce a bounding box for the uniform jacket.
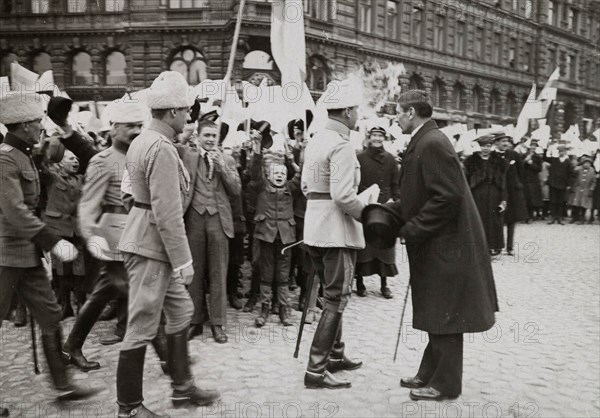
[357,146,400,203]
[118,120,192,269]
[0,133,60,267]
[386,120,498,334]
[545,155,575,190]
[178,145,240,239]
[42,165,83,237]
[249,153,299,245]
[78,145,128,260]
[301,119,365,249]
[569,166,596,209]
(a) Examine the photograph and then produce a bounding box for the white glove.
[50,239,79,262]
[180,264,195,286]
[86,235,112,261]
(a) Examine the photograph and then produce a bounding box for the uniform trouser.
[416,333,464,397]
[505,222,516,252]
[121,254,194,351]
[305,247,357,373]
[549,187,566,219]
[185,210,229,326]
[66,261,128,349]
[256,238,291,307]
[0,265,62,333]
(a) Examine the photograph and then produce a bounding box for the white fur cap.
[111,100,149,124]
[0,92,46,125]
[318,78,364,110]
[146,71,194,109]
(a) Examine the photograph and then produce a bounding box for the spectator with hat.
[522,139,544,221]
[355,119,400,298]
[545,142,576,224]
[568,155,596,224]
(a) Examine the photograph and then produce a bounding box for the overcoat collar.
[148,119,177,141]
[3,132,35,155]
[404,119,439,158]
[325,119,350,140]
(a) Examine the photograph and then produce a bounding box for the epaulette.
[0,143,14,152]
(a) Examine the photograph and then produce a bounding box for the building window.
[308,56,328,92]
[525,0,533,18]
[359,0,372,32]
[408,74,423,90]
[548,1,555,25]
[548,47,557,72]
[72,51,93,85]
[456,21,465,56]
[31,0,49,13]
[453,83,465,111]
[106,51,127,85]
[67,0,87,12]
[489,89,500,114]
[412,9,423,45]
[105,0,126,12]
[170,48,207,85]
[168,0,208,7]
[431,79,444,108]
[387,1,398,39]
[1,52,18,77]
[523,42,532,72]
[567,8,578,32]
[512,0,519,12]
[568,54,577,80]
[509,38,517,69]
[305,0,329,20]
[32,52,52,75]
[494,33,502,65]
[475,27,485,61]
[434,14,446,51]
[472,86,484,113]
[506,92,517,116]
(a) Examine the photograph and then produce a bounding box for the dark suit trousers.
[0,265,62,332]
[186,210,229,326]
[549,187,566,219]
[416,333,463,396]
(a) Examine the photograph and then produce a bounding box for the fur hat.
[111,101,148,124]
[146,71,194,110]
[319,78,364,110]
[0,92,46,125]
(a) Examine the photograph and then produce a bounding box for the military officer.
[115,71,220,418]
[301,79,366,389]
[0,92,97,401]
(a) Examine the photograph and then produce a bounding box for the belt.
[133,201,152,210]
[102,205,128,215]
[307,192,332,200]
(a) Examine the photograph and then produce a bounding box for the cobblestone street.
[1,222,599,418]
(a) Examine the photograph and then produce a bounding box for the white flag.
[537,67,560,118]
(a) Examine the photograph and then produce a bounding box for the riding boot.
[58,274,74,319]
[151,324,169,375]
[167,327,220,408]
[73,275,87,314]
[307,309,343,374]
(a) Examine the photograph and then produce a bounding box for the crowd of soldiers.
[0,69,598,415]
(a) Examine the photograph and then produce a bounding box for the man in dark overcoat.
[386,90,499,401]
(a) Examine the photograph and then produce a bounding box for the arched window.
[1,52,18,77]
[72,51,93,85]
[408,74,423,90]
[489,89,500,114]
[506,91,517,116]
[453,83,465,111]
[308,55,328,92]
[472,85,484,113]
[431,78,444,108]
[32,52,52,75]
[169,48,207,85]
[106,51,127,85]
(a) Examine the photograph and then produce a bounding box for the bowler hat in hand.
[361,204,404,249]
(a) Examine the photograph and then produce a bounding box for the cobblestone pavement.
[1,222,599,417]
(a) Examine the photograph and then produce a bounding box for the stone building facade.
[1,0,599,136]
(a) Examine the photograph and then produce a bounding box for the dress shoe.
[356,288,367,297]
[326,356,363,373]
[506,249,514,256]
[187,324,203,341]
[61,348,100,372]
[228,294,242,310]
[56,385,101,402]
[271,301,280,314]
[99,334,123,345]
[409,386,458,401]
[255,304,269,328]
[304,370,351,389]
[381,287,393,299]
[547,219,556,225]
[400,376,427,388]
[210,325,227,343]
[118,404,167,418]
[243,294,258,312]
[304,309,316,324]
[172,386,220,408]
[557,219,565,225]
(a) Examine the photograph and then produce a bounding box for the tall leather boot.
[116,346,164,418]
[151,324,169,375]
[62,299,101,371]
[41,328,99,401]
[73,275,87,314]
[58,274,74,319]
[304,309,351,389]
[326,321,362,373]
[167,327,220,408]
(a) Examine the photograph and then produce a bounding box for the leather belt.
[102,205,128,215]
[133,201,152,210]
[307,192,332,200]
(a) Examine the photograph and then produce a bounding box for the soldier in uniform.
[301,79,366,389]
[0,92,97,401]
[115,71,220,417]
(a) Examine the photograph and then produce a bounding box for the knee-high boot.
[167,327,220,408]
[150,324,169,374]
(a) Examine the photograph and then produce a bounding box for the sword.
[393,281,411,363]
[281,240,304,255]
[293,272,316,358]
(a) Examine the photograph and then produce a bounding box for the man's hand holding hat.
[50,239,79,263]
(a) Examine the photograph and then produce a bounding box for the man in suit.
[182,119,240,343]
[116,71,219,417]
[0,92,97,401]
[545,143,575,224]
[388,90,498,401]
[301,79,366,389]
